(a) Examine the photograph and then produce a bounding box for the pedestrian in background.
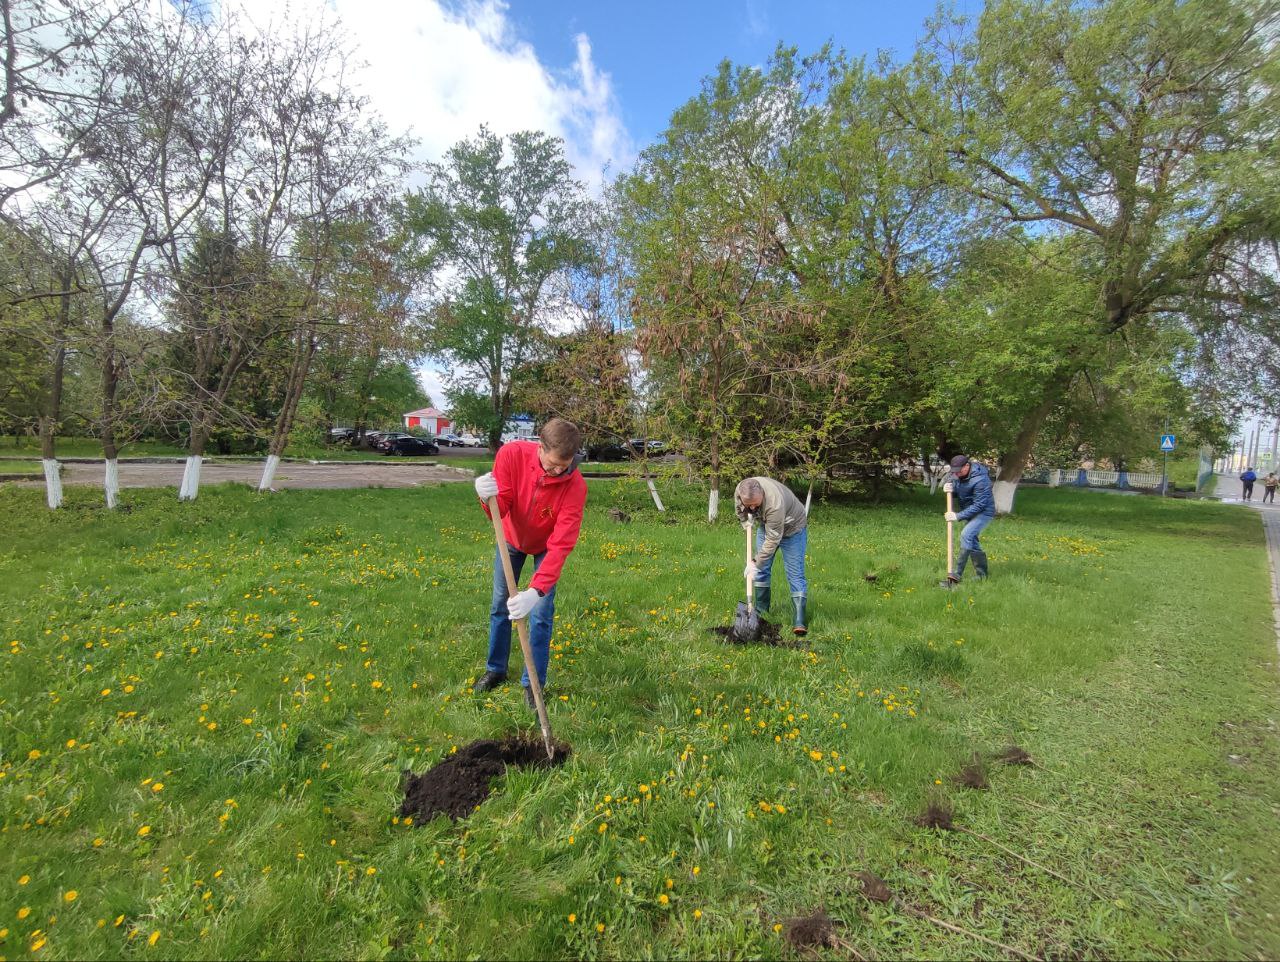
[1263,472,1277,504]
[1241,466,1257,501]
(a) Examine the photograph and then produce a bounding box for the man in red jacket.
[472,418,587,709]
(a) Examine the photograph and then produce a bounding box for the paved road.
[18,459,474,491]
[1214,473,1280,657]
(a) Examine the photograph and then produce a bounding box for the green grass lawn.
[0,480,1277,960]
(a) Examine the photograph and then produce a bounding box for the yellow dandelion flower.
[64,891,78,902]
[596,922,605,933]
[18,875,29,885]
[32,935,47,951]
[773,923,783,933]
[151,783,164,793]
[18,907,31,920]
[598,822,608,833]
[658,893,670,905]
[365,867,376,876]
[137,825,151,837]
[65,739,76,748]
[148,930,160,947]
[693,909,703,919]
[27,749,41,760]
[567,914,576,924]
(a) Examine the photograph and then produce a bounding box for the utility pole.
[1161,416,1169,496]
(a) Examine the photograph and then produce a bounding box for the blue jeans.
[487,544,557,689]
[754,526,808,597]
[959,514,993,551]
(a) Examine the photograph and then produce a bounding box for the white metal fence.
[1026,468,1165,490]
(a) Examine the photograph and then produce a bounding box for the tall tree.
[404,127,595,451]
[902,0,1280,510]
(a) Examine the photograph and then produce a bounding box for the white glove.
[744,562,757,580]
[474,472,498,500]
[942,482,954,493]
[741,519,753,531]
[944,511,958,522]
[507,587,540,620]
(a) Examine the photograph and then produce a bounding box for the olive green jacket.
[734,477,808,564]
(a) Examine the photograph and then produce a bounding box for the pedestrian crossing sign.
[1159,435,1176,451]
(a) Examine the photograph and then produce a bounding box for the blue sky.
[509,0,946,149]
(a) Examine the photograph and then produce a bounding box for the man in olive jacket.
[734,476,809,636]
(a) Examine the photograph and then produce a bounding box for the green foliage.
[404,128,597,447]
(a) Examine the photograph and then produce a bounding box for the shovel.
[486,496,556,760]
[945,485,955,577]
[732,518,762,641]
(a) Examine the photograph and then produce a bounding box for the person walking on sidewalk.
[1264,472,1277,503]
[734,476,809,636]
[471,418,587,710]
[1241,467,1257,501]
[940,454,996,588]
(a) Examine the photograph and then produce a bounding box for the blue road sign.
[1160,434,1176,452]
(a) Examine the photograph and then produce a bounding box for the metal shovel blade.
[732,600,761,641]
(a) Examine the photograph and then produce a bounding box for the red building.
[403,407,452,434]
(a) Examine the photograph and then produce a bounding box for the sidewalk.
[1213,473,1280,657]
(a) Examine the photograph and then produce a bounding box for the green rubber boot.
[753,583,771,614]
[791,594,808,636]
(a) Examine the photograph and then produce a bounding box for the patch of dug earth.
[781,910,837,950]
[399,735,570,823]
[996,743,1035,766]
[709,622,802,647]
[954,755,990,790]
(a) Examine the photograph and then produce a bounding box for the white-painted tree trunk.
[993,479,1019,515]
[707,488,719,522]
[103,459,119,509]
[42,459,62,509]
[804,480,813,516]
[646,477,665,512]
[258,454,280,492]
[178,455,203,501]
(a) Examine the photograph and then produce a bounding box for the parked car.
[455,434,485,448]
[383,435,439,456]
[372,432,411,452]
[587,441,632,462]
[328,427,356,443]
[627,438,667,457]
[358,430,393,449]
[433,434,462,447]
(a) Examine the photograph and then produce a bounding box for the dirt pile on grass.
[399,735,570,823]
[781,910,837,949]
[710,622,800,647]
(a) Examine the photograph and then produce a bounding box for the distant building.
[403,407,452,434]
[503,414,536,441]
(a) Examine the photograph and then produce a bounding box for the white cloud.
[230,0,633,190]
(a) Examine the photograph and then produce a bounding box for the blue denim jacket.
[952,461,996,520]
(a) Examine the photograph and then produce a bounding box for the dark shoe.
[753,583,771,613]
[953,549,971,579]
[791,594,808,636]
[938,575,961,590]
[472,670,506,694]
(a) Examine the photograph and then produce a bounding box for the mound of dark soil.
[997,743,1035,766]
[781,910,836,949]
[954,755,990,790]
[709,622,801,647]
[399,735,570,823]
[854,870,893,903]
[914,800,955,830]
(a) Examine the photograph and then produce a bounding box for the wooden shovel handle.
[487,496,555,758]
[946,489,954,574]
[745,520,754,612]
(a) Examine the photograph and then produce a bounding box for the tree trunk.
[708,433,720,521]
[259,327,318,492]
[100,313,120,509]
[39,275,70,509]
[995,388,1062,515]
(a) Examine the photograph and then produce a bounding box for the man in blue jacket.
[941,454,996,588]
[1240,466,1257,501]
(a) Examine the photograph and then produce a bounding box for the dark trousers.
[1265,486,1276,503]
[1243,480,1255,500]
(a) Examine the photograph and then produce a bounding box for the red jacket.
[482,440,587,593]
